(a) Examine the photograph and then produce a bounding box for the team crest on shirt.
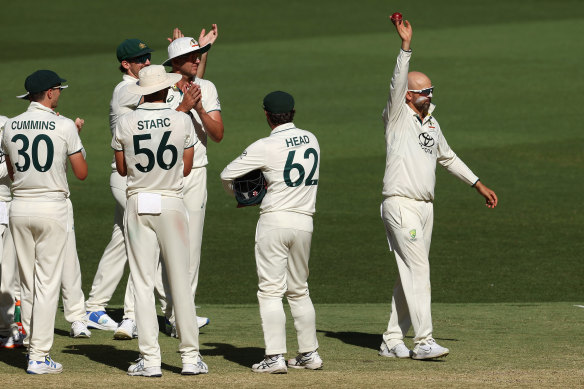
[409,229,417,241]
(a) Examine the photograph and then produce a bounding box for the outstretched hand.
[199,24,218,46]
[391,16,412,51]
[167,27,184,43]
[474,181,498,209]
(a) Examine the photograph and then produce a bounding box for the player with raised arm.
[378,16,498,360]
[163,24,222,334]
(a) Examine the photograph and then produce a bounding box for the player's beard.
[413,96,431,117]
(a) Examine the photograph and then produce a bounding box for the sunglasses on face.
[407,86,434,96]
[129,53,151,64]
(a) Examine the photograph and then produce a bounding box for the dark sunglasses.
[407,86,434,96]
[129,53,151,64]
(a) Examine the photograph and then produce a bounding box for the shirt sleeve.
[111,116,124,151]
[65,119,84,156]
[220,139,265,195]
[201,80,221,113]
[382,49,411,128]
[436,129,479,186]
[184,114,197,149]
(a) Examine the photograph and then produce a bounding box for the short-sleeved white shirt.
[109,74,141,170]
[1,103,84,200]
[112,102,197,198]
[221,122,320,223]
[165,77,221,168]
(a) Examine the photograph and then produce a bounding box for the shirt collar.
[123,74,137,83]
[406,103,436,124]
[137,102,170,110]
[27,102,57,115]
[270,122,296,135]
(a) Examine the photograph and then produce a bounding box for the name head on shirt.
[285,136,310,148]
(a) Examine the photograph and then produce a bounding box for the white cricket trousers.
[86,171,167,319]
[183,167,206,298]
[0,202,18,337]
[125,194,199,367]
[10,199,68,361]
[381,196,434,348]
[61,199,86,323]
[255,212,318,355]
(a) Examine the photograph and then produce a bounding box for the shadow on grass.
[317,329,381,350]
[62,344,182,374]
[0,347,27,370]
[317,329,458,351]
[203,342,264,368]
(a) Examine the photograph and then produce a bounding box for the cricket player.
[2,70,88,374]
[112,65,207,377]
[0,114,22,348]
[0,119,91,344]
[221,91,323,374]
[86,30,216,337]
[163,31,223,334]
[379,18,498,360]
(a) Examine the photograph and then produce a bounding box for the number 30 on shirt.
[283,148,318,187]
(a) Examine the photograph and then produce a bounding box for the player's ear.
[121,60,131,71]
[405,91,413,103]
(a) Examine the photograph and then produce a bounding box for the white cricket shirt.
[109,74,141,170]
[112,102,197,198]
[0,115,12,202]
[1,103,84,200]
[221,122,320,230]
[165,77,221,168]
[381,49,478,202]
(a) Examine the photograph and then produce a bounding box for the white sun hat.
[162,37,211,66]
[127,65,182,95]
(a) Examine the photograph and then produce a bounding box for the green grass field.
[0,0,583,386]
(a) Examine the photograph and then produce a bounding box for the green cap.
[116,39,153,62]
[17,70,67,99]
[263,91,295,113]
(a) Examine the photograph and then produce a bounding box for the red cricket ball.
[391,12,403,25]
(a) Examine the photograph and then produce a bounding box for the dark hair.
[119,64,126,74]
[29,90,47,102]
[267,110,295,126]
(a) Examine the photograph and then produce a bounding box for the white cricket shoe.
[379,342,412,358]
[197,316,210,329]
[181,355,209,375]
[114,319,137,340]
[252,354,287,374]
[167,316,210,338]
[127,357,162,377]
[85,311,118,331]
[287,350,323,370]
[1,332,25,348]
[70,321,91,338]
[412,339,449,360]
[26,355,63,374]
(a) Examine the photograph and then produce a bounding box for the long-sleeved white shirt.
[220,122,319,230]
[382,49,478,202]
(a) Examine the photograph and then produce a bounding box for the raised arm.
[197,24,218,79]
[382,16,413,126]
